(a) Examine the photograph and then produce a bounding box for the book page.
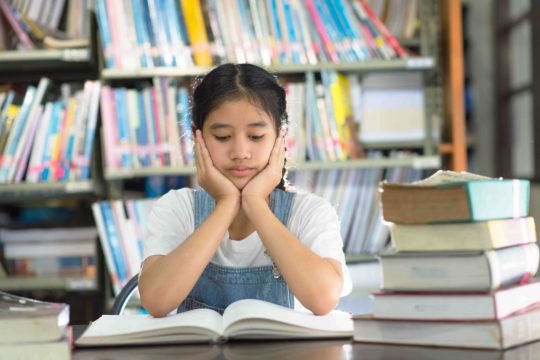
[76,309,224,346]
[411,170,493,186]
[222,299,353,338]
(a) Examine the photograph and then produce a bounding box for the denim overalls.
[177,189,296,314]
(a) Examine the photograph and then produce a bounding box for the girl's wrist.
[241,194,269,213]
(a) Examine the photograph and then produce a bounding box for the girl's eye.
[250,135,265,141]
[214,135,230,142]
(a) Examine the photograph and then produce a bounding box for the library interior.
[1,0,540,358]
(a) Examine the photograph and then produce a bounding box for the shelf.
[0,180,104,203]
[0,48,91,63]
[0,276,97,291]
[101,57,435,79]
[0,47,96,81]
[104,155,441,180]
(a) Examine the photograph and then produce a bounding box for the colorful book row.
[0,79,101,184]
[94,0,408,70]
[92,198,154,295]
[102,71,425,173]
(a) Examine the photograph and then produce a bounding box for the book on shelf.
[380,170,530,224]
[92,199,154,295]
[0,0,89,50]
[372,279,540,321]
[95,0,408,69]
[379,242,539,291]
[389,216,537,252]
[353,303,540,350]
[359,72,425,143]
[0,80,101,183]
[75,299,353,347]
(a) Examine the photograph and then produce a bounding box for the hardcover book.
[353,303,540,350]
[0,290,69,344]
[372,280,540,320]
[379,243,539,291]
[389,217,537,252]
[381,170,530,224]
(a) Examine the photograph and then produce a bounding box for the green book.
[380,170,530,224]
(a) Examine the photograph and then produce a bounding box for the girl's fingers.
[194,130,204,172]
[269,132,283,166]
[197,131,213,169]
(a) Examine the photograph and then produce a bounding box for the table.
[71,325,540,359]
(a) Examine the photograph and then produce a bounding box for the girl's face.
[202,98,278,190]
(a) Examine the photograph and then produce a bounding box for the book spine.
[0,1,35,49]
[92,202,121,295]
[305,0,339,63]
[360,0,406,58]
[181,0,212,66]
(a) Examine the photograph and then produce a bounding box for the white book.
[4,240,95,259]
[373,280,540,321]
[380,243,540,291]
[76,299,353,346]
[354,304,540,350]
[0,226,97,243]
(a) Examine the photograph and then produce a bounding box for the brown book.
[380,170,530,224]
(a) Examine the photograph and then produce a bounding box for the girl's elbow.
[309,291,340,315]
[140,288,182,318]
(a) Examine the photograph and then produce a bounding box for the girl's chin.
[232,179,250,190]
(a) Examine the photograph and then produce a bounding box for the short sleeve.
[288,193,353,297]
[143,188,194,261]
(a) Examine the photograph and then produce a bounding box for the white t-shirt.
[144,188,352,310]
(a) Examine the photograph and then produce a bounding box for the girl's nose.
[230,138,251,160]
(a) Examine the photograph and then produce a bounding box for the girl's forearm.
[139,199,238,317]
[243,198,343,315]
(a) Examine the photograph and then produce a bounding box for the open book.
[75,299,353,346]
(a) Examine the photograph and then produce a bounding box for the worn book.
[0,340,71,360]
[389,217,537,252]
[76,299,353,346]
[372,279,540,320]
[380,170,530,224]
[379,243,539,291]
[0,290,70,343]
[353,304,540,350]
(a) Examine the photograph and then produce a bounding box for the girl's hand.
[241,130,286,204]
[195,130,241,205]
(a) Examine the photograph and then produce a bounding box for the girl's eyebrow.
[209,121,269,130]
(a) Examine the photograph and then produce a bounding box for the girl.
[139,63,352,317]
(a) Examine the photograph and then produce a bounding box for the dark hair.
[191,63,289,190]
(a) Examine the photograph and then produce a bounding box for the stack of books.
[0,290,71,359]
[353,170,540,350]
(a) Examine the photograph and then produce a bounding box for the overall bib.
[177,189,296,314]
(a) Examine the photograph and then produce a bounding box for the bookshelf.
[0,0,467,314]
